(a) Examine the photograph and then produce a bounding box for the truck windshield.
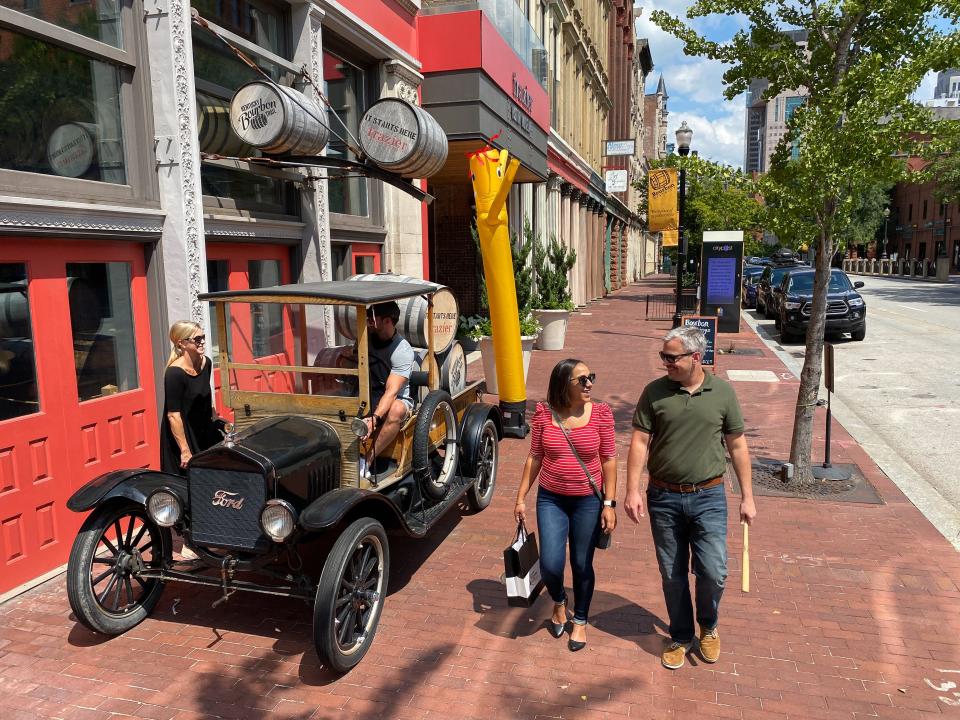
[788,272,852,294]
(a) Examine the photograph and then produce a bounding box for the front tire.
[466,420,499,512]
[313,518,389,673]
[851,321,866,341]
[67,501,169,635]
[413,390,459,501]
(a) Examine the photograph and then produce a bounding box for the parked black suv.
[777,268,866,343]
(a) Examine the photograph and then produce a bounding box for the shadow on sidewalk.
[465,580,668,658]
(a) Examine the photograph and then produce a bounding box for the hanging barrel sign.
[229,81,329,155]
[334,273,459,354]
[358,98,448,178]
[197,92,254,156]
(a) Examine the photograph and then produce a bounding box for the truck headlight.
[147,489,182,527]
[848,297,864,307]
[784,301,802,310]
[261,500,298,542]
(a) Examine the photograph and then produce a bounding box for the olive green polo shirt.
[633,372,745,485]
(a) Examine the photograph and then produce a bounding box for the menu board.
[683,316,717,367]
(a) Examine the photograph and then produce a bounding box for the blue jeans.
[647,483,728,643]
[536,487,601,624]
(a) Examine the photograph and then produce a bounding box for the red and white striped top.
[529,401,617,496]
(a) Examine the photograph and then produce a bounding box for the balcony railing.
[422,0,548,88]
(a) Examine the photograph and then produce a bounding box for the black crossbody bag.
[550,408,612,550]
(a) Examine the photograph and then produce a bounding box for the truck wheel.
[466,420,499,512]
[313,517,389,673]
[851,321,866,341]
[413,390,459,501]
[66,501,169,635]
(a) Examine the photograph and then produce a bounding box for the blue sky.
[634,2,941,171]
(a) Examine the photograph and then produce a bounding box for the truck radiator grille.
[189,468,266,550]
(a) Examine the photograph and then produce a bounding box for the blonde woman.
[159,321,220,475]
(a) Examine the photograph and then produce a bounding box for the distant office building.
[742,30,809,174]
[935,68,960,99]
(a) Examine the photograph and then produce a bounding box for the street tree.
[652,1,959,484]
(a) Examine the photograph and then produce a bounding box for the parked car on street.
[756,262,802,317]
[64,279,503,673]
[741,265,765,308]
[777,268,867,343]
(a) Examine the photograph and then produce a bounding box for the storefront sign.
[509,104,532,134]
[605,139,635,156]
[47,123,95,177]
[683,316,717,367]
[604,169,628,192]
[512,73,533,113]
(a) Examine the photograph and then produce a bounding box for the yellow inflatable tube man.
[469,146,527,438]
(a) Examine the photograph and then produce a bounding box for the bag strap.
[549,407,603,502]
[515,519,528,542]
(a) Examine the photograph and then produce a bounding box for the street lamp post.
[671,121,693,329]
[882,207,890,259]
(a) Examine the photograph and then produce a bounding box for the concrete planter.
[533,309,570,351]
[478,335,536,395]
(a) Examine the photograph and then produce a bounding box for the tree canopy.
[651,0,960,483]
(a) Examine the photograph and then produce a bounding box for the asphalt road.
[745,274,960,549]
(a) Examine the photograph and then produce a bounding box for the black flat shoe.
[568,638,586,652]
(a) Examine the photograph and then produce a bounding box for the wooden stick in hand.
[741,521,750,593]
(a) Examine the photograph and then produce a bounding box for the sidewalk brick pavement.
[3,276,960,720]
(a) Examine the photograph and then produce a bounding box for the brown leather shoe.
[661,640,693,669]
[699,627,720,663]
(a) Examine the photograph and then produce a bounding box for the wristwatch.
[603,499,616,508]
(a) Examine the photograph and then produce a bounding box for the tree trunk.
[788,225,834,484]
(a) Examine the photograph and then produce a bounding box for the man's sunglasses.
[570,373,596,388]
[659,351,694,364]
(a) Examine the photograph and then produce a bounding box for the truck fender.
[299,487,407,532]
[458,402,502,478]
[67,469,189,513]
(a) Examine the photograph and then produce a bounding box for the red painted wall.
[339,1,418,56]
[419,11,550,132]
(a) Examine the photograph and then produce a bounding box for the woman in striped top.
[515,358,617,651]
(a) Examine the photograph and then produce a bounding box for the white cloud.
[668,100,746,170]
[912,70,938,102]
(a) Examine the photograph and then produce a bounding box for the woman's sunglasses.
[188,335,206,345]
[570,373,596,388]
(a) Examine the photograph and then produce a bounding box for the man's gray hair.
[663,325,707,355]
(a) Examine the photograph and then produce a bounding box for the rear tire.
[313,518,389,674]
[67,501,169,635]
[466,420,499,512]
[413,390,459,502]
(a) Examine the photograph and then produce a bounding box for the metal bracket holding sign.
[604,139,636,156]
[682,315,717,368]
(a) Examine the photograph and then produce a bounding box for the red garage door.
[0,241,157,595]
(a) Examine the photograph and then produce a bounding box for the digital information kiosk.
[699,231,744,333]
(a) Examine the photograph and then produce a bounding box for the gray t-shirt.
[368,333,414,406]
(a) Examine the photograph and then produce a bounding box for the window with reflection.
[249,259,284,358]
[2,0,124,48]
[0,264,39,421]
[201,164,293,215]
[191,0,288,59]
[66,263,139,401]
[324,49,369,217]
[0,28,126,184]
[206,259,230,355]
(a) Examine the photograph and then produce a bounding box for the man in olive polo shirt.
[625,326,756,670]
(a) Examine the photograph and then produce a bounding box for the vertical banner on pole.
[648,168,678,232]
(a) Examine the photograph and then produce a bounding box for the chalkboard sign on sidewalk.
[683,315,717,367]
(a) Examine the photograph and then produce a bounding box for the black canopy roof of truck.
[199,279,438,305]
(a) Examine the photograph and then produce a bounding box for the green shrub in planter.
[534,235,576,310]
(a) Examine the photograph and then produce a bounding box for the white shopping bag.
[503,521,544,607]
